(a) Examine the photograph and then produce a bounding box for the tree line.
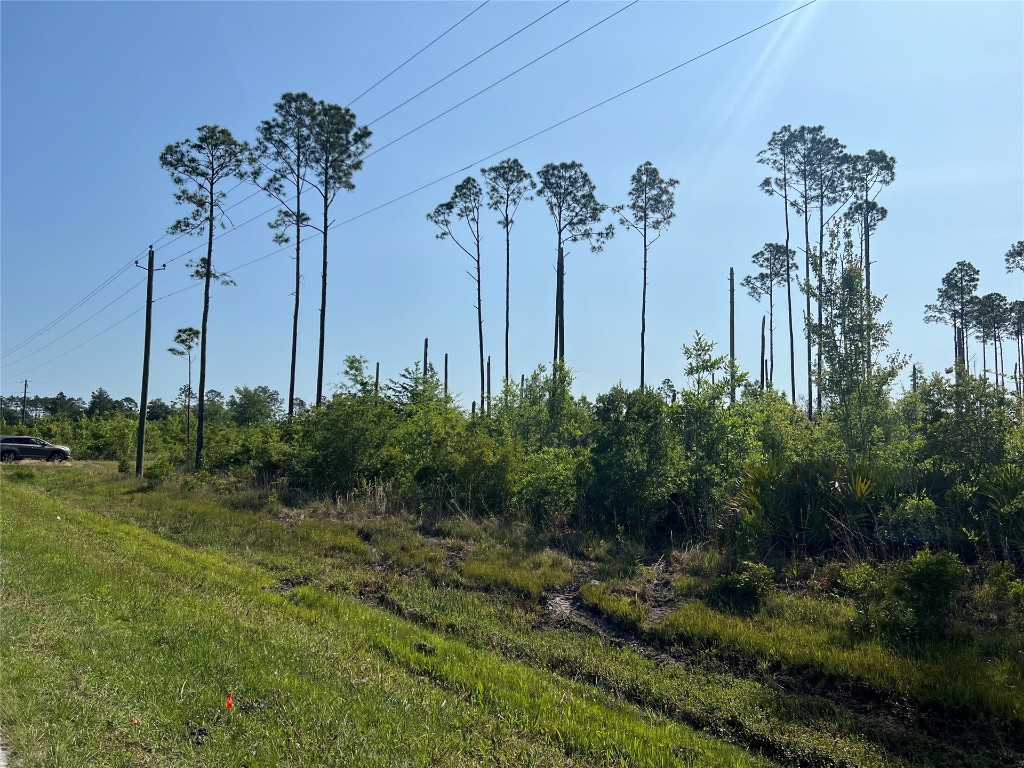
[8,115,1020,569]
[158,93,370,470]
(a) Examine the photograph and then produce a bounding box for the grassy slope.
[0,466,767,768]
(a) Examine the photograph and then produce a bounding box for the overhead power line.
[338,0,818,228]
[1,259,138,359]
[2,276,148,368]
[366,0,570,127]
[347,1,491,109]
[1,3,570,354]
[364,0,635,159]
[7,1,817,378]
[15,306,144,376]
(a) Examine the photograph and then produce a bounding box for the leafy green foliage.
[587,385,682,536]
[842,550,969,643]
[708,561,774,614]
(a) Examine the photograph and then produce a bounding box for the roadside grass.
[461,547,573,599]
[6,463,1023,766]
[383,576,992,768]
[1,468,768,767]
[649,588,1024,723]
[579,581,647,628]
[575,541,1024,725]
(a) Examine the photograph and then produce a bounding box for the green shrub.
[143,458,173,489]
[708,560,773,614]
[891,548,969,637]
[878,493,940,549]
[842,550,969,643]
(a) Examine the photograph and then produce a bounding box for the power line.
[337,0,818,229]
[15,306,144,376]
[365,0,636,160]
[2,181,256,363]
[156,184,264,266]
[347,1,491,108]
[2,276,148,368]
[7,2,817,377]
[0,4,565,352]
[1,260,137,359]
[366,1,570,127]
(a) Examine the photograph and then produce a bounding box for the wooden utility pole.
[21,379,28,426]
[374,362,380,397]
[759,316,767,391]
[444,353,449,396]
[422,337,429,381]
[135,246,163,476]
[729,267,736,403]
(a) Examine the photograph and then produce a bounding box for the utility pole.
[422,337,429,382]
[135,246,164,476]
[729,267,736,403]
[444,353,449,397]
[21,379,28,426]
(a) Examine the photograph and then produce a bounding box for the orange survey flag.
[225,691,234,710]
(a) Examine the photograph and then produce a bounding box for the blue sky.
[2,0,1021,409]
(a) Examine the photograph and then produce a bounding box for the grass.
[579,582,647,628]
[460,546,573,599]
[4,463,1022,767]
[1,464,767,767]
[649,588,1024,723]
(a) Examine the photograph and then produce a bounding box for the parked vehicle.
[0,436,71,463]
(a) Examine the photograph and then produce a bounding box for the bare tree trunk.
[760,315,767,391]
[863,201,872,376]
[195,199,214,470]
[768,283,775,384]
[804,208,813,419]
[640,221,648,389]
[783,183,796,404]
[476,242,485,409]
[288,186,301,417]
[186,357,192,464]
[553,244,565,364]
[317,201,329,406]
[504,225,511,384]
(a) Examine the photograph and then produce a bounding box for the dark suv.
[0,436,71,463]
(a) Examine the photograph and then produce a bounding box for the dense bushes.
[6,353,1022,571]
[842,549,970,643]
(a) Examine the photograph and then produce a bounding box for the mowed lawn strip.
[0,478,770,767]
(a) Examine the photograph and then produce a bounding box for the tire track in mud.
[341,562,1021,768]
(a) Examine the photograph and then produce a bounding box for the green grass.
[382,575,1006,768]
[461,546,573,599]
[1,465,766,767]
[650,592,1024,722]
[5,463,1022,767]
[579,582,646,628]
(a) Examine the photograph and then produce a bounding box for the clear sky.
[2,0,1022,410]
